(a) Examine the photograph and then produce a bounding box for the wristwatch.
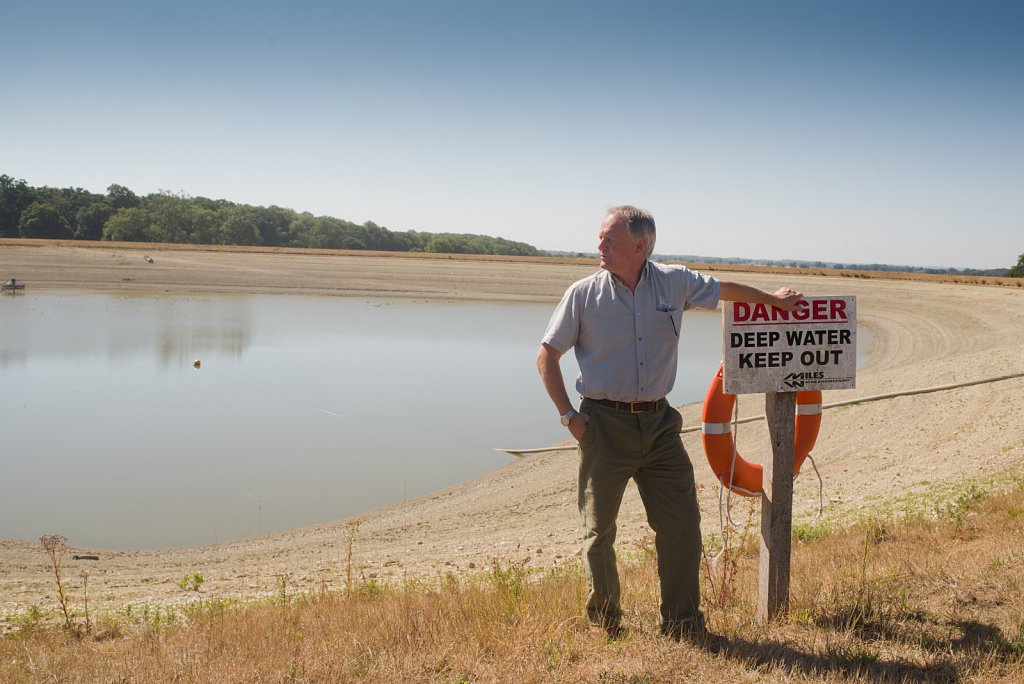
[560,408,577,426]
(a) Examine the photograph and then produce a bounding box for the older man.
[537,205,800,640]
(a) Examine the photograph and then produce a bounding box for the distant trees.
[75,202,114,240]
[218,207,261,246]
[1007,254,1024,278]
[102,207,151,242]
[0,174,543,257]
[107,184,140,210]
[19,202,72,239]
[0,175,34,238]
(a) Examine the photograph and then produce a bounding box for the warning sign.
[723,296,857,394]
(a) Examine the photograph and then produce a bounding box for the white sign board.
[723,296,857,394]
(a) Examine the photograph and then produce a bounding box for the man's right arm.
[719,281,802,311]
[536,342,588,440]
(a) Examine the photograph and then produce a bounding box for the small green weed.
[178,573,205,592]
[275,573,292,604]
[989,631,1024,663]
[10,605,44,634]
[793,519,834,544]
[355,577,385,597]
[942,483,986,526]
[489,557,531,618]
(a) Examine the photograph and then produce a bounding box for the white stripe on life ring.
[719,476,761,497]
[701,421,732,435]
[797,403,823,416]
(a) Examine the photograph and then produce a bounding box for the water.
[0,293,869,549]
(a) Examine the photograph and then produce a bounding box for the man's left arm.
[719,280,802,312]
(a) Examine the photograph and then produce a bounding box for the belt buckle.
[629,401,644,414]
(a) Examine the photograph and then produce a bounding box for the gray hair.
[607,205,656,259]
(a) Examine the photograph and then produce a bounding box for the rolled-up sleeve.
[676,266,720,310]
[542,287,580,354]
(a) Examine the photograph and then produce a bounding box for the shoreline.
[2,242,1024,622]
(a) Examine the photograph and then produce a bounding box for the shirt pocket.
[656,304,680,338]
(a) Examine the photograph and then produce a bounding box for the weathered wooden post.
[720,296,857,622]
[759,391,796,621]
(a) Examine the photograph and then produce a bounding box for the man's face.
[598,214,645,278]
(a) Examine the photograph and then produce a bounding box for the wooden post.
[758,391,796,622]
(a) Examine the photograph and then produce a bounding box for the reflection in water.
[1,294,250,368]
[0,293,869,550]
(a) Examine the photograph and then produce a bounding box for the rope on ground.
[494,369,1024,456]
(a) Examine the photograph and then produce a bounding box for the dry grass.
[4,478,1024,683]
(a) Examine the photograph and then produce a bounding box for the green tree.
[107,183,140,210]
[425,236,458,254]
[1008,253,1024,278]
[294,215,355,249]
[217,207,262,246]
[102,207,152,242]
[75,202,114,240]
[46,187,99,237]
[19,202,72,239]
[0,174,36,238]
[188,207,220,244]
[249,205,295,246]
[146,192,195,243]
[284,213,320,247]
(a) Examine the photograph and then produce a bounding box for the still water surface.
[0,293,866,549]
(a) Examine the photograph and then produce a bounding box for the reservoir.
[0,293,868,549]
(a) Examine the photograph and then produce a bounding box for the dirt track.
[2,242,1023,623]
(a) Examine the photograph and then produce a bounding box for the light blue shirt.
[542,261,720,402]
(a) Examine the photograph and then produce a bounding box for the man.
[537,205,800,640]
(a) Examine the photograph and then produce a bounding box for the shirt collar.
[605,260,652,300]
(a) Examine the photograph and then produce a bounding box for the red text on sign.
[733,298,847,324]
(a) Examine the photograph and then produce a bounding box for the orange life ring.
[700,362,822,497]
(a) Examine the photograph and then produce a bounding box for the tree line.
[0,174,542,257]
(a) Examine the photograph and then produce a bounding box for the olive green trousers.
[578,398,703,628]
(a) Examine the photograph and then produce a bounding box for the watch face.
[560,415,570,426]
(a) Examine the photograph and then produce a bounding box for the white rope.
[725,394,741,528]
[713,392,743,570]
[713,483,726,570]
[806,452,824,518]
[496,369,1024,455]
[678,369,1024,436]
[499,367,1024,563]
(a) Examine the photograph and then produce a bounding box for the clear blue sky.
[2,0,1021,269]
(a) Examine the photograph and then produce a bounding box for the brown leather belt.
[585,397,668,414]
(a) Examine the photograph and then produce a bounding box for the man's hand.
[773,287,802,312]
[538,342,591,440]
[567,411,590,441]
[720,281,803,311]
